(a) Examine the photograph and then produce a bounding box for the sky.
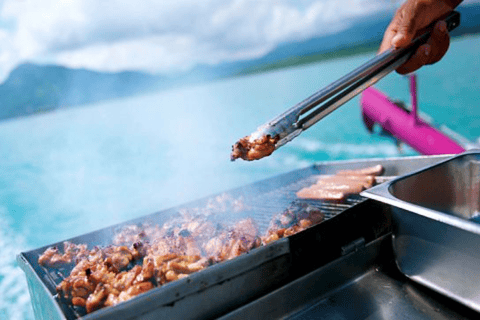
[0,0,477,82]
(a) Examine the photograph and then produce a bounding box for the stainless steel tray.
[362,150,480,313]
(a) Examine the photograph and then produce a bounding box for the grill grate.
[226,174,371,235]
[34,174,389,318]
[38,173,381,281]
[38,173,374,293]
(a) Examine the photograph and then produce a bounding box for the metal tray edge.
[361,150,480,234]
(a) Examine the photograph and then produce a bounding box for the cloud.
[0,0,404,81]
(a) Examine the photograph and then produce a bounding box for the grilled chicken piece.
[231,135,279,161]
[38,242,88,267]
[85,284,109,313]
[106,246,133,272]
[262,203,325,245]
[203,219,260,261]
[103,282,154,308]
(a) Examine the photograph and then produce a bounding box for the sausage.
[315,175,375,189]
[296,165,384,202]
[336,164,384,176]
[296,188,346,202]
[312,182,365,194]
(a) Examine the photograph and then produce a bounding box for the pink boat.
[360,74,472,155]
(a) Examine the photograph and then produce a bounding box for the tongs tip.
[231,116,303,161]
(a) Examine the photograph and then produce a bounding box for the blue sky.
[0,0,476,82]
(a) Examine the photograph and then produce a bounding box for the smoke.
[290,137,412,157]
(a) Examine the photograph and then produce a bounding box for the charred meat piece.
[233,218,258,242]
[131,241,148,260]
[104,246,134,272]
[175,236,203,257]
[85,283,109,313]
[38,247,65,267]
[179,220,216,244]
[203,219,260,262]
[146,232,203,258]
[231,135,279,161]
[38,242,88,267]
[269,203,324,229]
[152,255,211,285]
[112,224,146,246]
[297,205,324,225]
[262,203,324,245]
[103,281,154,309]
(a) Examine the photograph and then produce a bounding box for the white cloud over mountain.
[0,0,474,81]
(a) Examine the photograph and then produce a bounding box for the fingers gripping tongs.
[231,11,460,161]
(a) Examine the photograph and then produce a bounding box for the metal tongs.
[246,11,460,153]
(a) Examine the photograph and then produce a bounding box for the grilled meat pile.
[38,165,383,315]
[38,204,321,314]
[38,194,263,314]
[40,217,260,313]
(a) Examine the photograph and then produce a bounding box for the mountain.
[0,63,171,119]
[1,4,479,120]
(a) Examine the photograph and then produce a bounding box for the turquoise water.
[1,34,479,319]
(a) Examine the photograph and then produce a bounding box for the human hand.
[379,0,462,74]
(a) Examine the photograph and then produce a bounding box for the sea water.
[1,34,479,319]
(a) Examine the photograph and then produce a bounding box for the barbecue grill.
[20,153,480,320]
